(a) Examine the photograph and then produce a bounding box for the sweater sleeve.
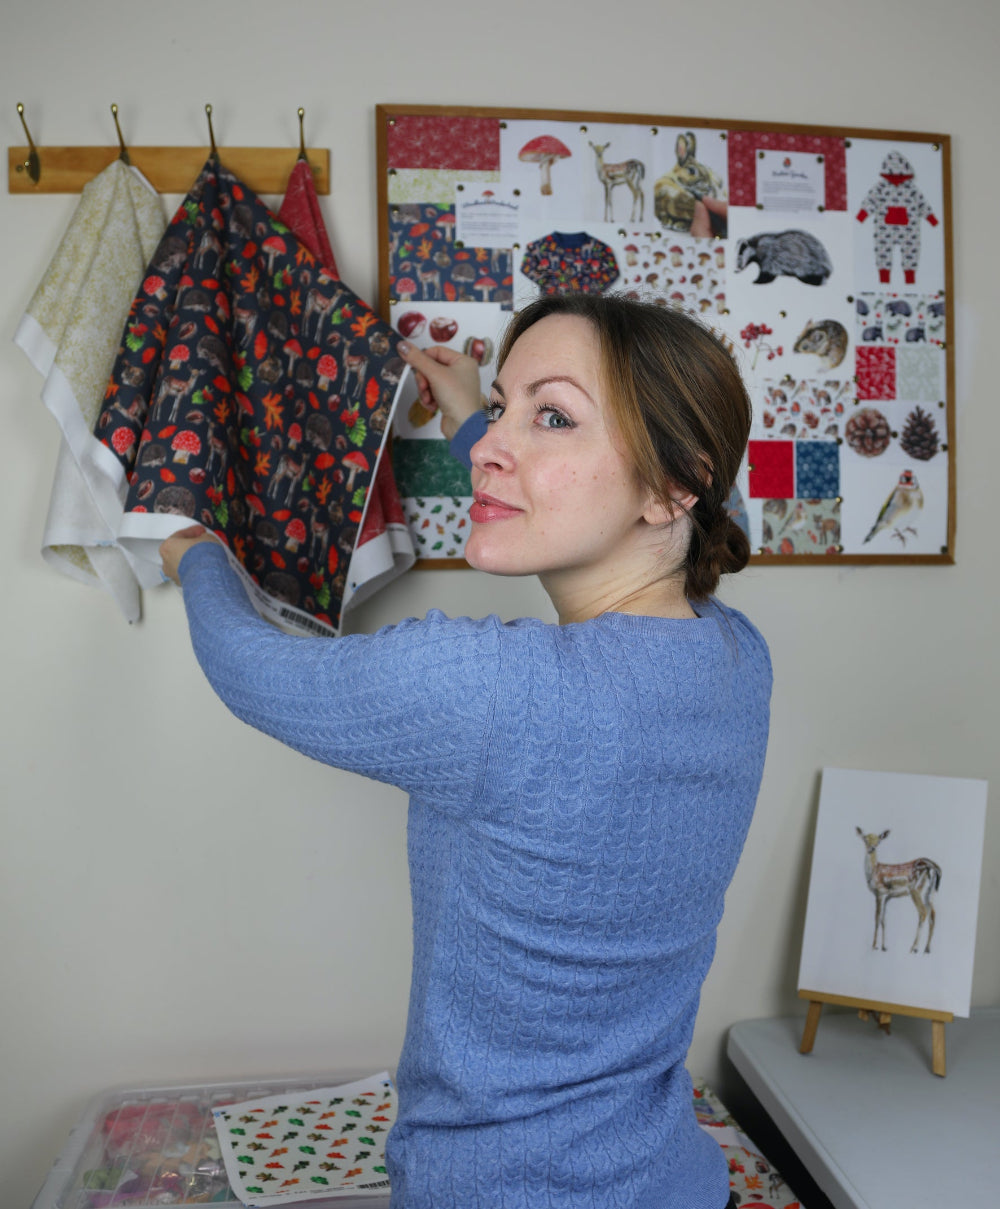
[177,541,499,802]
[448,410,488,469]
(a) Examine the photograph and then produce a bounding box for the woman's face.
[465,313,666,593]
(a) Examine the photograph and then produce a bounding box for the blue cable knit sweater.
[178,538,770,1209]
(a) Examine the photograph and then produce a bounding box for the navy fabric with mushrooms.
[95,160,408,635]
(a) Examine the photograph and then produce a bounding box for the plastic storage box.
[31,1074,392,1209]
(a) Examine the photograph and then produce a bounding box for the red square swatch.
[856,346,897,401]
[386,116,502,171]
[748,440,794,499]
[727,131,848,211]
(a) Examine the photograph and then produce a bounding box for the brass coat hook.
[110,104,130,165]
[297,107,308,162]
[205,103,218,159]
[16,102,40,184]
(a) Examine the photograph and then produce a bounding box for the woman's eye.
[482,400,504,423]
[536,406,574,430]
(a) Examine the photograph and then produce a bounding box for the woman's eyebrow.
[490,375,596,406]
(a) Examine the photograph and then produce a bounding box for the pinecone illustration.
[845,407,891,457]
[899,406,940,460]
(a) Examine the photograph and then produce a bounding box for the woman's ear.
[643,489,697,527]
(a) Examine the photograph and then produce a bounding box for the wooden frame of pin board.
[375,104,955,569]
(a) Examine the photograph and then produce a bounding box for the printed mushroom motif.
[518,135,572,195]
[167,345,190,372]
[111,428,135,457]
[317,354,339,390]
[436,212,456,241]
[474,276,497,302]
[143,274,167,300]
[395,276,418,302]
[342,450,370,491]
[284,518,307,552]
[262,235,287,274]
[283,339,303,374]
[171,430,202,464]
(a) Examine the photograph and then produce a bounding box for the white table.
[726,1008,999,1209]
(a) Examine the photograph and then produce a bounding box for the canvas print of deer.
[797,767,987,1016]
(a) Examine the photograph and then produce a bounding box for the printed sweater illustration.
[857,150,939,283]
[177,537,771,1209]
[520,230,620,295]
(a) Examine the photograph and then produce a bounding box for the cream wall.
[2,0,997,1203]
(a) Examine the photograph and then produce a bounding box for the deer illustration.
[589,141,645,223]
[856,828,941,954]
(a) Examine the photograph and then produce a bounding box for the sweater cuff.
[449,411,488,469]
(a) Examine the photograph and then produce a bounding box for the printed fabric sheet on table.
[89,157,411,635]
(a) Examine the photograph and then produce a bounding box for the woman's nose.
[470,421,515,473]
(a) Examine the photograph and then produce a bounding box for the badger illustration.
[735,230,832,286]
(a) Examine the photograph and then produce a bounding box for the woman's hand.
[160,525,217,585]
[399,341,483,440]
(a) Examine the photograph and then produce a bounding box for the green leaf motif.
[237,365,253,391]
[348,417,367,447]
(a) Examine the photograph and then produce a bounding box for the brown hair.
[497,294,751,600]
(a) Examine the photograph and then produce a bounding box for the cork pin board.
[376,105,954,567]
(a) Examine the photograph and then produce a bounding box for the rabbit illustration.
[653,132,725,232]
[793,319,849,370]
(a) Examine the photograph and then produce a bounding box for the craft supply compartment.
[31,1075,391,1209]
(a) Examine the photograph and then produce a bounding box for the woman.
[161,295,771,1209]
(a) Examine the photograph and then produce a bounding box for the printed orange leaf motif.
[205,315,219,334]
[254,330,269,361]
[104,381,120,399]
[417,238,433,260]
[214,401,231,424]
[316,478,332,504]
[254,452,272,477]
[241,264,260,293]
[262,392,284,431]
[476,247,488,262]
[153,323,168,346]
[270,550,286,569]
[365,377,380,409]
[351,312,377,339]
[290,289,301,316]
[444,281,457,301]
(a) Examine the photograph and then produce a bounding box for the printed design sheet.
[213,1073,396,1206]
[382,111,952,562]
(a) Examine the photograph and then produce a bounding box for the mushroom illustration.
[342,450,370,492]
[143,274,167,300]
[474,276,497,302]
[167,345,190,372]
[317,354,339,390]
[262,235,287,274]
[395,276,418,302]
[171,430,202,464]
[624,244,639,266]
[283,339,303,374]
[518,135,571,195]
[436,212,456,241]
[287,422,303,450]
[669,245,684,268]
[111,428,135,457]
[284,518,307,553]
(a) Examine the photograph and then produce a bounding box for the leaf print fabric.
[94,159,409,635]
[212,1073,396,1205]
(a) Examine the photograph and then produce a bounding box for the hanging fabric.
[14,158,167,621]
[89,158,410,636]
[276,159,415,614]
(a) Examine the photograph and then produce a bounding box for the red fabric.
[747,440,794,500]
[278,162,401,549]
[386,115,501,170]
[856,346,897,401]
[885,206,909,225]
[278,159,338,275]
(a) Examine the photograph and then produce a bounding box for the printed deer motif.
[589,141,645,223]
[856,828,941,953]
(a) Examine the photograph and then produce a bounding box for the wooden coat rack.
[8,103,330,195]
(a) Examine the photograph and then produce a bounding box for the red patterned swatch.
[386,115,501,171]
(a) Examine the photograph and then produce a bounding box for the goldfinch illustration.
[864,469,923,544]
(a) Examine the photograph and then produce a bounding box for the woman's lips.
[469,492,522,523]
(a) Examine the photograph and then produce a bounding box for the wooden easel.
[798,989,953,1077]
